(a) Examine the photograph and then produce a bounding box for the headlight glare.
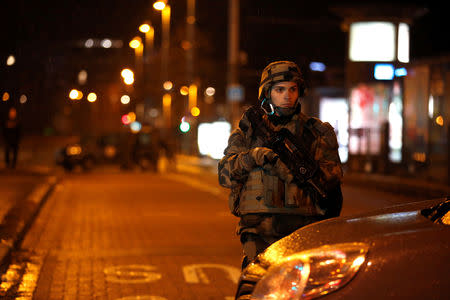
[66,145,82,156]
[252,242,369,300]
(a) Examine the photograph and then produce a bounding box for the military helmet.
[258,61,305,101]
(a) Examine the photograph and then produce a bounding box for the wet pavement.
[0,155,448,299]
[0,168,58,276]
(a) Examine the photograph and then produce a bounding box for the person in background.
[2,107,22,169]
[218,61,343,270]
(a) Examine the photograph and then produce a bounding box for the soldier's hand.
[263,158,294,183]
[249,147,278,167]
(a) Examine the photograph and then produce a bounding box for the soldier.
[218,61,343,269]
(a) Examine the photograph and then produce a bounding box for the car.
[235,197,450,300]
[55,133,123,171]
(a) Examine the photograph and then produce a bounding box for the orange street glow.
[2,92,10,101]
[180,86,189,96]
[163,81,173,91]
[191,106,200,117]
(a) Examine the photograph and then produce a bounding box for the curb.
[343,172,449,199]
[0,175,59,271]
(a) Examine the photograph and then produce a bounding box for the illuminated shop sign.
[349,22,409,62]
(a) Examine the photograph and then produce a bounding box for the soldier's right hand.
[249,147,279,167]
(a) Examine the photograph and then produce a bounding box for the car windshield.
[421,198,450,225]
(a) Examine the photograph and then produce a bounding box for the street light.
[153,0,167,10]
[6,55,15,66]
[69,89,83,100]
[129,36,143,78]
[2,92,10,101]
[129,36,142,49]
[87,92,97,102]
[139,22,155,61]
[121,95,131,104]
[121,68,135,85]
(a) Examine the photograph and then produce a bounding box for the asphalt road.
[0,167,428,299]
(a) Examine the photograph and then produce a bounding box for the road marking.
[104,265,162,283]
[183,264,240,284]
[0,253,44,299]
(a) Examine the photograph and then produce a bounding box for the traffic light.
[179,119,190,133]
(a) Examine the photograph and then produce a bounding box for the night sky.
[1,1,450,61]
[1,1,449,112]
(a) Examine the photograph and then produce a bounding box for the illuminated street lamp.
[191,106,200,117]
[2,92,10,101]
[87,92,97,102]
[139,22,155,61]
[180,86,189,96]
[69,89,83,100]
[19,94,27,104]
[6,55,15,66]
[129,36,142,49]
[121,95,131,104]
[129,36,143,75]
[153,0,167,10]
[121,68,135,85]
[163,81,173,91]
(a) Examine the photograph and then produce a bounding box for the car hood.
[256,198,449,268]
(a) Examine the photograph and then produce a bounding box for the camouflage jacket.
[218,107,343,217]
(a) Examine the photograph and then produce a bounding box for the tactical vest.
[238,114,327,216]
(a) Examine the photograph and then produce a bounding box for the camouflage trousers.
[238,214,324,264]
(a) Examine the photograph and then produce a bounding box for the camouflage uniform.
[218,63,343,265]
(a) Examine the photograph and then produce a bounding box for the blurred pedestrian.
[218,61,344,270]
[2,107,21,169]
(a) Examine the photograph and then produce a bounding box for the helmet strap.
[261,98,275,115]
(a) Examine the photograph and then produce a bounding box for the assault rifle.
[246,107,327,199]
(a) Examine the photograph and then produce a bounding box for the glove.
[263,157,294,183]
[250,147,294,183]
[249,147,278,166]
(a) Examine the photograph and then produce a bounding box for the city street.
[0,164,427,300]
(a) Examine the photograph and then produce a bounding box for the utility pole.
[227,0,242,129]
[186,0,196,83]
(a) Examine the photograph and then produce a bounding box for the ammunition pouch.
[239,168,320,215]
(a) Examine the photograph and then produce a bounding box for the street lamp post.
[129,37,145,120]
[139,22,155,120]
[139,22,155,63]
[154,1,172,129]
[129,36,143,79]
[161,5,171,83]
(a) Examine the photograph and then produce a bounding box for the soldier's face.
[270,81,298,109]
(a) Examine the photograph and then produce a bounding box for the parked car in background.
[56,129,162,172]
[235,198,450,300]
[55,133,123,171]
